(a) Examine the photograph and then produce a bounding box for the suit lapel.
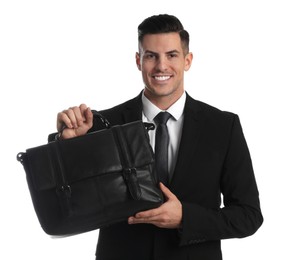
[122,92,143,123]
[170,94,205,190]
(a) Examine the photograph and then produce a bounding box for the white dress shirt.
[142,91,186,179]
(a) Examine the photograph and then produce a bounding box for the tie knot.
[154,111,171,125]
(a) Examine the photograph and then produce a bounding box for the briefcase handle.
[91,110,111,129]
[91,110,155,131]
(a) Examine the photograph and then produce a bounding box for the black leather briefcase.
[17,111,163,236]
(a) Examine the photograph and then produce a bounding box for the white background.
[1,0,289,259]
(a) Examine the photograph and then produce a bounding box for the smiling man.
[136,31,192,110]
[54,14,263,260]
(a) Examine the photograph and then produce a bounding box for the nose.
[155,56,168,72]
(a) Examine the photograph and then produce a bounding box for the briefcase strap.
[49,142,74,217]
[112,126,142,201]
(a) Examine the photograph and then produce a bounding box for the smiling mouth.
[153,75,171,81]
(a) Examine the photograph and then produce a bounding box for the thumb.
[85,107,93,128]
[159,182,175,200]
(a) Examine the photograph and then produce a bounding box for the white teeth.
[154,76,170,81]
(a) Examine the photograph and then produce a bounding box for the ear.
[135,52,141,71]
[184,52,193,71]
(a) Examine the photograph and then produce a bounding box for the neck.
[144,89,184,110]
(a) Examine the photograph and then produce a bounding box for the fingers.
[128,208,164,226]
[56,104,93,137]
[57,104,87,130]
[128,205,180,229]
[134,207,162,220]
[57,111,72,131]
[72,105,85,128]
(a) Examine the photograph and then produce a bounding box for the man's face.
[136,32,192,108]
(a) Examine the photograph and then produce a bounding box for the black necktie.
[154,112,171,185]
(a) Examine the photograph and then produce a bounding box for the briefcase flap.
[23,120,154,192]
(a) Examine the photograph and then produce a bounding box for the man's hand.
[128,183,182,229]
[57,104,93,139]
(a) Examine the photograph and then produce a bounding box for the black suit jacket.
[80,92,263,260]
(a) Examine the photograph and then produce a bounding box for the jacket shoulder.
[186,93,237,123]
[196,99,236,118]
[190,98,245,141]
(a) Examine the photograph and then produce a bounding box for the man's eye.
[168,53,178,58]
[145,54,156,59]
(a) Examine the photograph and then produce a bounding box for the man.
[54,14,263,260]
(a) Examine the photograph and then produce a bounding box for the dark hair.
[138,14,190,54]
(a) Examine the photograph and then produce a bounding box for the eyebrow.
[144,49,181,55]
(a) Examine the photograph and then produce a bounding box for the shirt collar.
[142,90,186,122]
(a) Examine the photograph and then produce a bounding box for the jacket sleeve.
[179,115,263,246]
